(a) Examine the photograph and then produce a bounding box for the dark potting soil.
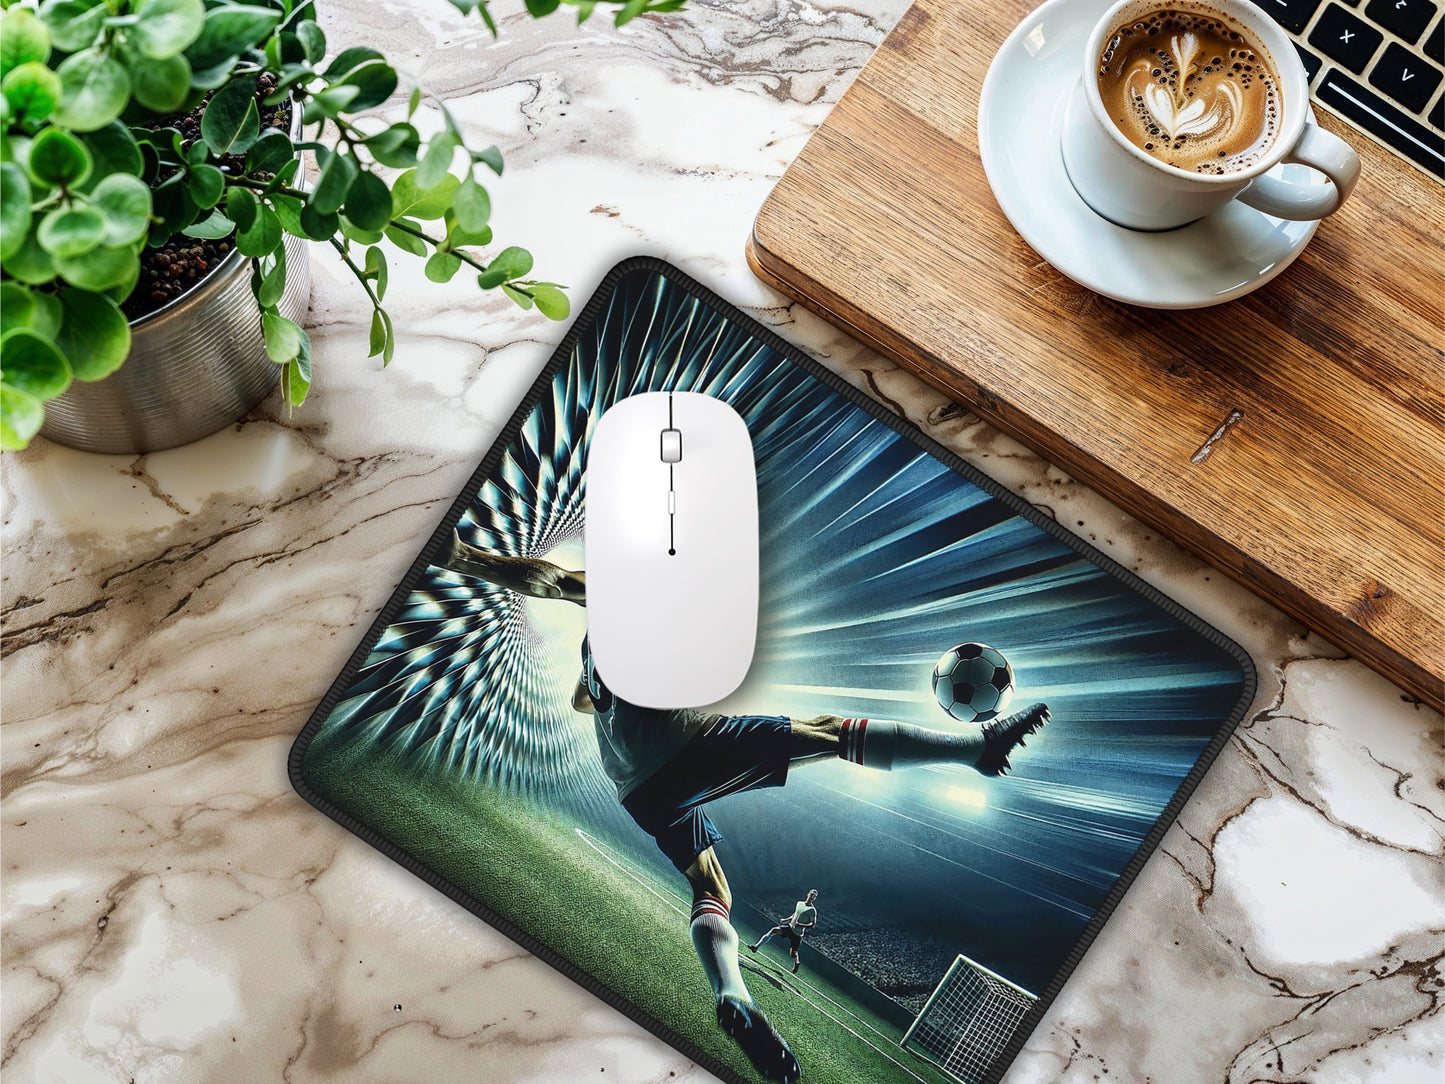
[122,74,292,323]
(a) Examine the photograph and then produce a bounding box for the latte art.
[1097,8,1281,173]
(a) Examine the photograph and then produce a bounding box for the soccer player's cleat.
[717,995,800,1083]
[975,702,1051,776]
[791,960,800,974]
[746,943,758,953]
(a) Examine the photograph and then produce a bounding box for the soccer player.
[749,890,819,974]
[439,533,1052,1083]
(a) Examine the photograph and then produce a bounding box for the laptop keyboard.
[1259,0,1445,179]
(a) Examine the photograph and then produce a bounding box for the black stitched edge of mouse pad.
[291,257,1255,1084]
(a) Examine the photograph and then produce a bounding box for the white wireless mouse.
[585,391,759,709]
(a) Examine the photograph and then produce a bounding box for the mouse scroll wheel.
[660,428,682,463]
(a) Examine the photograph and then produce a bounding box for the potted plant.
[0,0,683,453]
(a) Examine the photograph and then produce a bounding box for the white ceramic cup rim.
[1082,0,1311,184]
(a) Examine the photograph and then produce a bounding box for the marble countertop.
[3,1,1442,1081]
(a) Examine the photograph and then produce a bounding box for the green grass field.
[303,731,956,1084]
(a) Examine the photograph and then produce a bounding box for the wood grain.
[749,0,1445,711]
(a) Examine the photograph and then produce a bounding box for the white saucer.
[978,0,1323,309]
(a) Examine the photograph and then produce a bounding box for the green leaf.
[364,244,387,301]
[473,143,503,176]
[181,206,232,238]
[39,1,107,53]
[477,244,532,288]
[130,0,205,60]
[201,77,260,157]
[424,250,462,283]
[343,168,391,232]
[615,0,649,26]
[38,204,105,258]
[1,329,72,400]
[255,247,286,306]
[368,307,385,357]
[337,60,396,111]
[185,162,224,210]
[301,82,360,124]
[54,287,129,380]
[416,130,457,189]
[339,218,382,245]
[310,147,357,215]
[261,309,301,363]
[530,282,569,320]
[323,45,383,79]
[453,174,490,233]
[1,9,51,80]
[369,307,394,362]
[245,128,293,174]
[0,161,31,262]
[83,123,143,184]
[128,50,190,112]
[0,383,44,450]
[575,1,597,24]
[524,0,560,15]
[297,201,337,240]
[27,126,92,187]
[383,218,426,256]
[4,226,55,283]
[447,219,491,248]
[270,191,305,236]
[406,84,420,119]
[264,155,300,192]
[296,20,325,63]
[2,62,61,123]
[279,322,312,409]
[236,203,280,256]
[54,242,138,291]
[88,172,152,245]
[365,123,419,168]
[184,4,280,73]
[225,184,256,230]
[0,283,62,339]
[500,281,533,309]
[389,169,457,220]
[54,47,130,131]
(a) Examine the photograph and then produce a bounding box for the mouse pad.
[291,258,1255,1084]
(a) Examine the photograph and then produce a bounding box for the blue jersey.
[580,636,709,800]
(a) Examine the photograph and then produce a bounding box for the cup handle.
[1236,123,1361,220]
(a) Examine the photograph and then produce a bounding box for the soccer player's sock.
[752,930,773,949]
[838,718,984,770]
[690,898,751,1004]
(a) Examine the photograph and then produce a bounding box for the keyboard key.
[1296,42,1325,82]
[1370,42,1443,110]
[1432,93,1444,127]
[1425,19,1444,62]
[1258,0,1324,32]
[1318,68,1444,175]
[1310,4,1385,71]
[1363,0,1437,43]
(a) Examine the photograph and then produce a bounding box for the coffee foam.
[1097,8,1281,173]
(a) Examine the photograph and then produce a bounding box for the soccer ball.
[933,643,1015,723]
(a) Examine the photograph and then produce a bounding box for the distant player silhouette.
[439,532,1051,1083]
[749,890,819,975]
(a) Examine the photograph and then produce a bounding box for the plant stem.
[327,237,383,312]
[385,219,489,274]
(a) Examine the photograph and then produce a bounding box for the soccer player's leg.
[682,843,800,1084]
[789,703,1051,776]
[749,924,784,953]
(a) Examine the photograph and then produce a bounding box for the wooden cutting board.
[748,0,1445,712]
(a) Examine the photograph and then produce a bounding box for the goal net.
[900,954,1037,1083]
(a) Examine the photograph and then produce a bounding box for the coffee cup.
[1061,0,1360,231]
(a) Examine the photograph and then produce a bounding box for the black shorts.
[779,927,804,951]
[621,714,791,872]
